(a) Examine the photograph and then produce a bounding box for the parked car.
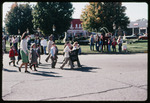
[138,35,148,40]
[125,34,137,39]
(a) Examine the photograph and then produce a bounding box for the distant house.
[127,18,148,35]
[67,19,89,38]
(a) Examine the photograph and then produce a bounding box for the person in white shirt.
[45,36,53,62]
[18,32,30,73]
[40,37,47,54]
[60,41,73,70]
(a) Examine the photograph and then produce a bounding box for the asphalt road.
[2,53,147,101]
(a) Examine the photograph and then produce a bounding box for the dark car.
[125,34,137,39]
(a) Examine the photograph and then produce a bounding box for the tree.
[32,2,74,37]
[4,2,33,35]
[80,2,130,34]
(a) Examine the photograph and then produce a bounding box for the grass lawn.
[5,39,148,54]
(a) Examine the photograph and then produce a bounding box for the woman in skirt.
[18,32,30,73]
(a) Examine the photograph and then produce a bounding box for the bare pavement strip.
[2,53,147,101]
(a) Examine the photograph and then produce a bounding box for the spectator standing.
[9,46,18,66]
[2,37,6,53]
[40,37,47,55]
[108,38,112,52]
[89,35,94,51]
[18,32,30,73]
[112,38,117,52]
[117,36,123,52]
[95,34,99,51]
[8,36,12,47]
[99,38,103,52]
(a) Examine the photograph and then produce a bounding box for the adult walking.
[18,32,30,73]
[45,36,53,62]
[60,41,73,70]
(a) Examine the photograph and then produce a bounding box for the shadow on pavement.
[3,68,18,72]
[29,70,62,77]
[64,65,100,72]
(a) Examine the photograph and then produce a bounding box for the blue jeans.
[90,43,94,51]
[108,45,111,52]
[43,46,47,54]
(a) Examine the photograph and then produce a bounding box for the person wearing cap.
[29,43,38,71]
[18,32,30,73]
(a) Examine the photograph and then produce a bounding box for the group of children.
[9,43,41,71]
[9,40,81,70]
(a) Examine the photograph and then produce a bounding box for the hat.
[31,43,36,48]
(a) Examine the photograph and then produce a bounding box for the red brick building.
[67,19,89,37]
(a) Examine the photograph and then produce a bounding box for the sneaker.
[34,69,37,71]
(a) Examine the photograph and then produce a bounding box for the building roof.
[127,18,148,29]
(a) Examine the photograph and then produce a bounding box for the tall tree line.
[80,2,130,33]
[4,2,74,37]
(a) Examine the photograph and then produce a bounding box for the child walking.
[50,43,58,68]
[29,43,38,71]
[9,46,18,66]
[36,44,41,67]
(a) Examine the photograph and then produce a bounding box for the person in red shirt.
[9,46,18,66]
[112,38,117,52]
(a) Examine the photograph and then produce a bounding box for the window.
[76,24,78,28]
[79,24,81,28]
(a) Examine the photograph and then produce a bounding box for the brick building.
[67,19,89,38]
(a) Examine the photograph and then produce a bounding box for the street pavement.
[2,53,148,101]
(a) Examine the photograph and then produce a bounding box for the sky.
[2,2,148,27]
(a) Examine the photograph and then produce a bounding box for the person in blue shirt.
[50,43,58,68]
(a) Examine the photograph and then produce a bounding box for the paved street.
[2,53,147,101]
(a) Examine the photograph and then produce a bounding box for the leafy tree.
[81,2,130,34]
[32,2,74,37]
[4,2,33,35]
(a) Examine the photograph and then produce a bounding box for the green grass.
[5,39,148,54]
